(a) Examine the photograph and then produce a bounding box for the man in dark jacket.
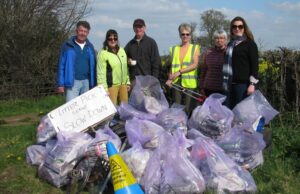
[56,21,96,102]
[125,18,161,82]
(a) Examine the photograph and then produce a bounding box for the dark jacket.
[57,36,97,88]
[125,34,161,81]
[232,40,258,83]
[200,47,225,92]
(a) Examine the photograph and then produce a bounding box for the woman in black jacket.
[223,16,259,109]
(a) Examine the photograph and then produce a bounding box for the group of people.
[56,16,259,115]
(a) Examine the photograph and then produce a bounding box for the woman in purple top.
[200,29,227,97]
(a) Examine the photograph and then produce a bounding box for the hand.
[247,84,255,95]
[166,79,173,87]
[57,87,64,93]
[127,85,131,91]
[169,72,181,80]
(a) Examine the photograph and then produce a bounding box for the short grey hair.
[178,23,192,34]
[213,29,227,39]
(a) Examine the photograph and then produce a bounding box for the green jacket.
[97,47,130,89]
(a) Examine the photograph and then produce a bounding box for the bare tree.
[0,0,91,99]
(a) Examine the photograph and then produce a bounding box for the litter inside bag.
[232,90,279,125]
[125,118,164,148]
[81,125,121,162]
[36,115,57,143]
[155,107,188,134]
[188,93,233,140]
[141,131,205,194]
[188,129,257,193]
[217,125,266,170]
[38,132,92,187]
[122,142,152,182]
[118,102,156,121]
[129,75,169,114]
[26,139,57,166]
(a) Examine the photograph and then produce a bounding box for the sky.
[85,0,300,55]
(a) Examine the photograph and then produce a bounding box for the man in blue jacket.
[56,21,96,102]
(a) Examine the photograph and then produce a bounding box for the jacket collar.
[66,36,93,48]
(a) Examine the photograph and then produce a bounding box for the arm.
[247,41,259,95]
[199,51,208,93]
[150,40,161,78]
[96,50,108,90]
[56,44,67,93]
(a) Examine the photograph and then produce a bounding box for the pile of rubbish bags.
[26,75,279,193]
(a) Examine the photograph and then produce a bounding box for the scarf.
[222,35,247,92]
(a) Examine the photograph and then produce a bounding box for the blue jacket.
[56,36,97,88]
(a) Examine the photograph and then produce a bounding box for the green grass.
[0,96,299,193]
[0,95,64,118]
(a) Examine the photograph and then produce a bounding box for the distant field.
[0,96,299,194]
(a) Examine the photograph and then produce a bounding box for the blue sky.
[85,0,300,54]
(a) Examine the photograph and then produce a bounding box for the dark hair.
[76,21,90,30]
[230,16,254,40]
[103,29,119,51]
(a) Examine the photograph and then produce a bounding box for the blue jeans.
[66,79,89,102]
[229,83,248,109]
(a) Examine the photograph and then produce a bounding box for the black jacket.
[232,40,258,83]
[125,34,161,81]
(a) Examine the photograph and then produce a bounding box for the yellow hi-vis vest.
[170,44,200,89]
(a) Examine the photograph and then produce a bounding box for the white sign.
[48,86,117,133]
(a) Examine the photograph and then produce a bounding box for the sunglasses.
[181,33,190,37]
[107,37,118,41]
[232,25,244,30]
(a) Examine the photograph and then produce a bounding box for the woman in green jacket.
[97,29,130,105]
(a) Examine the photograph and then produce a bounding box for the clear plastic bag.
[217,125,266,170]
[129,75,169,114]
[125,118,164,148]
[188,93,233,140]
[155,107,188,134]
[36,115,57,143]
[38,132,92,187]
[118,102,157,121]
[232,90,279,125]
[141,131,205,194]
[81,125,121,162]
[188,129,257,193]
[26,139,57,166]
[121,143,152,182]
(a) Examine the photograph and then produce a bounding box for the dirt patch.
[0,113,40,126]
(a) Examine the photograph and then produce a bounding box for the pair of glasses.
[232,25,244,30]
[107,37,118,41]
[181,33,190,37]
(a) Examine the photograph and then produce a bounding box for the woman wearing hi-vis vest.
[166,23,200,116]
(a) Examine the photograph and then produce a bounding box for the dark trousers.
[228,83,248,109]
[171,87,197,116]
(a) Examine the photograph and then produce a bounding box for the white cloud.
[273,1,300,13]
[85,0,300,52]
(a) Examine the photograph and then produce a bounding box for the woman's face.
[232,20,244,37]
[107,35,118,48]
[214,35,226,49]
[180,29,191,44]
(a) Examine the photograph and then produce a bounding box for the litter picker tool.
[170,83,206,103]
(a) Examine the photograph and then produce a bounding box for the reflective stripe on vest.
[170,44,199,88]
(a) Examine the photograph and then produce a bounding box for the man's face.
[76,25,89,43]
[133,25,145,39]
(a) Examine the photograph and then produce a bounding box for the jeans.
[66,79,89,102]
[229,83,248,109]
